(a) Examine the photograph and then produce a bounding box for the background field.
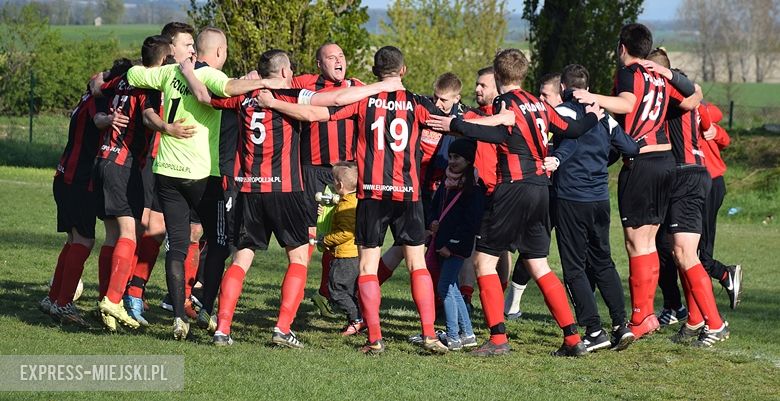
[0,164,778,400]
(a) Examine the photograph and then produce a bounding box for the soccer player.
[94,35,174,331]
[426,48,602,357]
[642,49,730,346]
[572,23,705,340]
[125,28,289,339]
[121,22,200,325]
[257,46,455,354]
[290,43,364,318]
[372,72,481,296]
[503,72,563,320]
[546,64,639,351]
[200,49,405,347]
[44,59,133,328]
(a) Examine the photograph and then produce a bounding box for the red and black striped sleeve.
[211,92,247,110]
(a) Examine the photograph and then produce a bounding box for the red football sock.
[477,274,507,345]
[460,285,474,303]
[427,259,441,301]
[647,251,660,316]
[684,263,724,329]
[98,245,114,299]
[410,269,436,337]
[276,263,308,333]
[377,259,395,285]
[679,268,703,326]
[106,238,136,304]
[184,242,199,299]
[358,275,382,343]
[55,243,90,306]
[48,243,71,300]
[127,235,161,299]
[628,253,656,325]
[319,251,333,298]
[537,271,580,346]
[216,264,246,335]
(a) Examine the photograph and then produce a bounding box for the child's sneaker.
[341,320,366,336]
[460,334,479,349]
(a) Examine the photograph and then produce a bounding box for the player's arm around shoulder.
[309,78,403,107]
[254,89,331,122]
[126,64,176,91]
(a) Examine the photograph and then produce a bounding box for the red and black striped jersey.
[211,89,307,193]
[292,74,363,166]
[614,63,686,148]
[329,90,438,201]
[56,91,108,187]
[493,89,573,185]
[470,105,499,194]
[98,74,161,168]
[665,105,705,166]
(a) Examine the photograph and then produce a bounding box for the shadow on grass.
[0,230,66,252]
[0,139,60,169]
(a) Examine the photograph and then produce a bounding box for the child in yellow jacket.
[322,162,363,336]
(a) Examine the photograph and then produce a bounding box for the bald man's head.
[196,27,228,69]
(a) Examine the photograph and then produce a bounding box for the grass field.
[0,165,778,400]
[53,24,159,49]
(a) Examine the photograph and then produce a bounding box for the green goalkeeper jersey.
[127,63,230,179]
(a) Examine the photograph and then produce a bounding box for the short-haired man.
[428,48,602,357]
[546,63,639,351]
[502,71,563,321]
[44,59,133,328]
[257,46,450,354]
[644,49,731,347]
[573,23,718,342]
[202,49,404,347]
[125,27,288,339]
[94,35,175,331]
[290,42,364,319]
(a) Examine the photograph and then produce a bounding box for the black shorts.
[142,156,162,213]
[53,177,96,239]
[475,182,550,259]
[617,151,676,228]
[302,165,334,228]
[665,166,711,234]
[94,159,144,220]
[234,191,309,250]
[355,199,426,248]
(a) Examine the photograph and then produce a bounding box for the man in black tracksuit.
[546,64,640,351]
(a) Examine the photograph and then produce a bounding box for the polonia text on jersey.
[368,97,413,111]
[642,73,666,87]
[170,77,191,97]
[517,100,548,115]
[362,183,414,193]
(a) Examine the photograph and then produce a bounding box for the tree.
[99,0,125,24]
[0,4,120,115]
[188,0,370,79]
[379,0,507,99]
[681,0,780,83]
[522,0,643,95]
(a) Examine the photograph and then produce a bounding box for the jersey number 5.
[249,112,267,144]
[371,116,409,152]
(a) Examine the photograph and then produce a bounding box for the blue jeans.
[437,256,474,340]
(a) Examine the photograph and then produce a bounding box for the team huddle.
[42,21,743,357]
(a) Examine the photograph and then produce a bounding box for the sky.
[360,0,683,21]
